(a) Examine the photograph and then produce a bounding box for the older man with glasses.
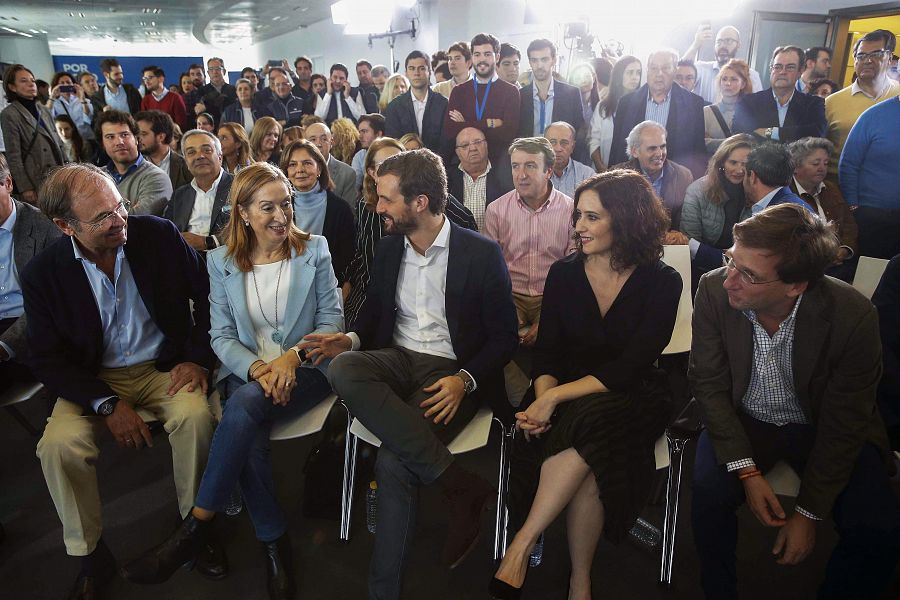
[446,126,513,231]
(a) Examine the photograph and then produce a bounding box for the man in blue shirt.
[22,163,221,598]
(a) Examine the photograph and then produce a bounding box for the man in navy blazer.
[744,142,814,215]
[22,163,220,597]
[301,149,518,599]
[609,49,708,177]
[732,46,826,144]
[384,50,449,155]
[518,39,585,138]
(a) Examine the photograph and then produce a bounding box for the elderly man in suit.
[301,149,518,600]
[0,154,62,382]
[446,127,513,231]
[689,204,900,600]
[732,46,827,144]
[517,39,585,138]
[163,129,232,253]
[384,50,449,155]
[609,48,708,178]
[304,121,357,210]
[23,163,221,598]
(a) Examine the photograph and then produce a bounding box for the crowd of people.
[0,21,899,600]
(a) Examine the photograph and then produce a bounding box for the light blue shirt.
[0,202,23,360]
[51,94,95,140]
[351,147,366,191]
[645,89,672,128]
[641,166,665,198]
[770,90,794,141]
[750,186,783,214]
[104,84,131,113]
[72,239,165,410]
[532,79,555,136]
[550,158,595,198]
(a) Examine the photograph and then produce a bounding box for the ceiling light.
[1,26,33,37]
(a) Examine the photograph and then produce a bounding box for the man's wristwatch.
[97,396,120,417]
[765,127,774,139]
[455,370,475,394]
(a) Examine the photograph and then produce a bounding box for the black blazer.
[163,170,233,244]
[518,79,585,137]
[383,90,449,155]
[21,216,215,411]
[221,103,265,129]
[446,164,513,215]
[609,83,708,178]
[319,190,356,285]
[354,222,519,418]
[731,88,826,144]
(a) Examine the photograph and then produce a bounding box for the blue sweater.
[839,96,900,210]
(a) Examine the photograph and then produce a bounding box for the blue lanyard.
[538,99,546,136]
[473,78,493,122]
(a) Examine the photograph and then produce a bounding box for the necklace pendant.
[271,330,283,344]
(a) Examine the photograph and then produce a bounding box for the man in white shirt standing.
[314,63,365,127]
[163,129,232,252]
[682,23,764,103]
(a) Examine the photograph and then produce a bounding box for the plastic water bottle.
[366,481,378,534]
[224,486,243,516]
[529,532,544,567]
[628,517,661,550]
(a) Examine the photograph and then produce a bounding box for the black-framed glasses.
[854,49,889,62]
[67,200,131,230]
[722,254,780,285]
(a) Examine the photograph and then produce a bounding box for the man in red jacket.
[139,65,187,130]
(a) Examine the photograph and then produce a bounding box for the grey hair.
[626,120,667,155]
[39,163,117,221]
[544,121,576,139]
[235,77,252,89]
[508,136,555,171]
[648,48,679,70]
[371,64,390,78]
[0,153,9,180]
[181,128,222,155]
[788,136,834,166]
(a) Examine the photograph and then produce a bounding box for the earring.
[244,220,250,226]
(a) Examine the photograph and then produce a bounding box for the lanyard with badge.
[473,79,493,122]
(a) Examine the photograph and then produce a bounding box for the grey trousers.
[328,347,479,600]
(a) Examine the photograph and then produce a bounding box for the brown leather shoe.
[441,473,494,568]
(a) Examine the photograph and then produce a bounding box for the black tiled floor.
[1,393,898,599]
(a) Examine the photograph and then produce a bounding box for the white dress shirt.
[187,169,225,236]
[412,89,429,136]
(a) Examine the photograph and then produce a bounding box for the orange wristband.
[738,469,762,481]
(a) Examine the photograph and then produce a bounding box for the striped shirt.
[645,89,672,127]
[483,185,575,297]
[460,162,492,231]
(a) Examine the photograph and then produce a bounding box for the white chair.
[339,406,514,560]
[661,244,693,355]
[852,256,890,300]
[0,381,45,435]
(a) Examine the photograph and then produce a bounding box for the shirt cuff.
[727,458,756,472]
[795,506,823,521]
[459,368,478,392]
[0,340,15,361]
[91,396,116,414]
[771,127,780,141]
[347,332,361,351]
[688,238,700,259]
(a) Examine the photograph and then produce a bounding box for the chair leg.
[339,403,358,542]
[4,405,39,437]
[492,418,513,561]
[659,432,690,586]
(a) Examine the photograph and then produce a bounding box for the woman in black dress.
[490,170,682,599]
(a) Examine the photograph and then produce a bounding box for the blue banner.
[51,55,204,88]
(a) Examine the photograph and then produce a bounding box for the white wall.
[0,36,55,81]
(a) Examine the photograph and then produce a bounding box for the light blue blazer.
[207,235,343,384]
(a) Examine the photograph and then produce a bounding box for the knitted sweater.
[825,79,900,176]
[140,91,187,130]
[116,159,173,217]
[838,96,900,210]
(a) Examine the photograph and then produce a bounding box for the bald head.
[715,25,742,65]
[304,122,332,156]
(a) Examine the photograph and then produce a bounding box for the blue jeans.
[194,368,331,542]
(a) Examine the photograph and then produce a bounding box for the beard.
[381,210,416,235]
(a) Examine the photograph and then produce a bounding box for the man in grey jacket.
[305,121,358,211]
[96,110,172,216]
[0,154,62,381]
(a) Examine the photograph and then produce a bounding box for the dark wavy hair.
[597,55,641,118]
[573,169,669,272]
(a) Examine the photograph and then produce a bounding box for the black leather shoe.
[442,473,493,568]
[488,576,523,600]
[194,539,229,580]
[262,534,296,600]
[69,540,116,599]
[121,514,209,584]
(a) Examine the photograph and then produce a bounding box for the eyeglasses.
[208,66,225,72]
[854,49,889,62]
[141,76,156,82]
[715,38,739,46]
[722,254,780,285]
[456,139,486,150]
[771,64,799,73]
[67,200,131,231]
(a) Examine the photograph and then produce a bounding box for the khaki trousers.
[512,292,543,327]
[36,361,214,556]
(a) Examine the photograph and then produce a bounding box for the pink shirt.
[484,185,575,296]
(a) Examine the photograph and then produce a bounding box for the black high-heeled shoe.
[488,560,529,600]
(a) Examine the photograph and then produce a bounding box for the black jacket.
[21,216,214,411]
[518,79,585,137]
[383,90,449,155]
[446,163,513,214]
[163,170,233,244]
[731,88,826,144]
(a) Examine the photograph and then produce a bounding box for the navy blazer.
[518,79,585,137]
[21,216,215,411]
[354,221,519,418]
[383,90,449,155]
[221,103,265,130]
[163,170,233,245]
[766,186,814,212]
[731,88,826,144]
[609,83,708,178]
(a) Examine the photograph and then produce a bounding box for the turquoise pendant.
[271,330,283,344]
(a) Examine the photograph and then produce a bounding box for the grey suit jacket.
[167,150,193,192]
[689,270,893,518]
[0,101,65,194]
[163,170,233,244]
[327,155,358,212]
[1,199,63,356]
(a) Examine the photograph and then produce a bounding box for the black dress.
[508,254,681,543]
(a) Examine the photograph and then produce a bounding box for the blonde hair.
[362,137,405,211]
[398,133,423,150]
[330,117,360,164]
[222,162,310,271]
[281,126,304,150]
[378,74,410,111]
[717,59,753,96]
[248,116,282,161]
[217,122,252,172]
